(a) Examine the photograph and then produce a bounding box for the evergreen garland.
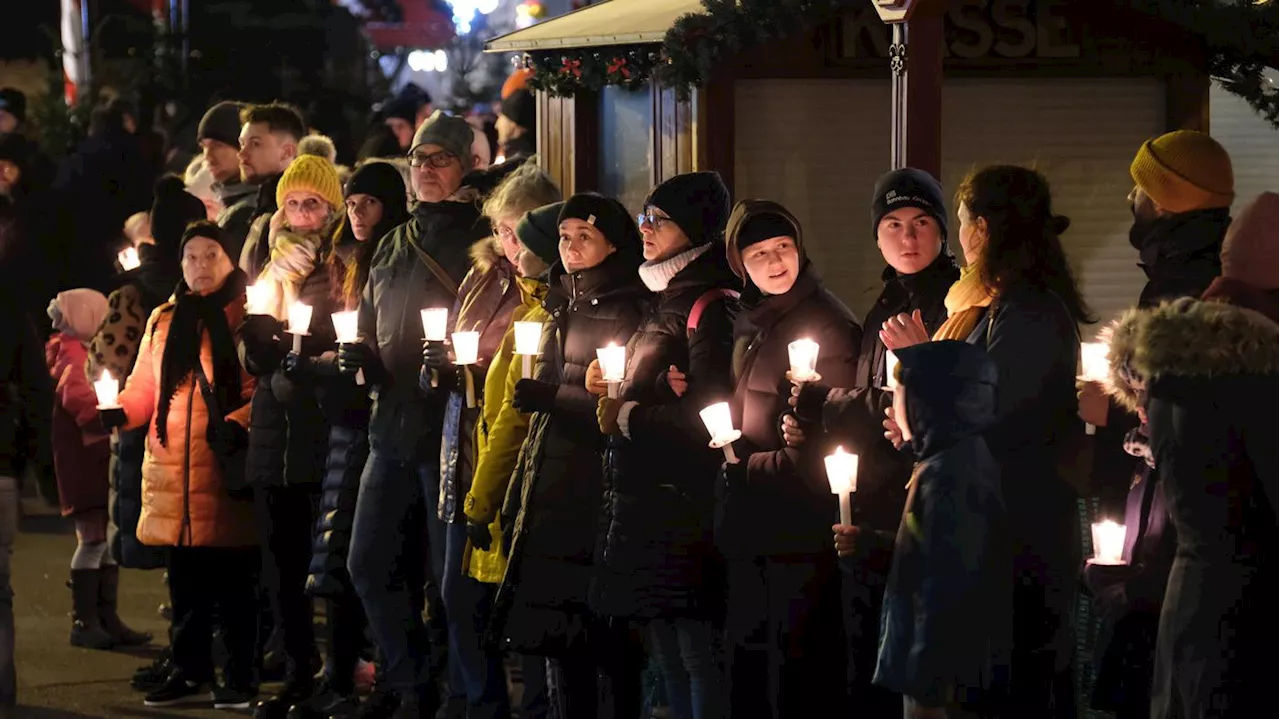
[521,0,1275,123]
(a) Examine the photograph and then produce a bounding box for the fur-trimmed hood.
[468,235,505,274]
[1104,296,1278,411]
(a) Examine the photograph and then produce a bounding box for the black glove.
[423,340,452,371]
[209,419,249,457]
[99,407,128,430]
[511,379,558,414]
[338,343,375,376]
[467,520,492,551]
[792,381,831,424]
[282,351,309,380]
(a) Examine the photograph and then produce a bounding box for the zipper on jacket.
[181,381,195,546]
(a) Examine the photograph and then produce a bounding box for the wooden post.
[875,0,944,177]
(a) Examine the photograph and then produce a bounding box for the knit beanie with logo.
[870,168,949,241]
[643,171,731,246]
[1130,130,1234,214]
[276,154,344,212]
[558,193,641,257]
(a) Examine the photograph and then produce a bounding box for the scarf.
[155,269,248,447]
[1124,423,1155,469]
[931,264,995,341]
[638,243,710,292]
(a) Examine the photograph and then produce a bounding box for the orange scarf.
[932,265,995,341]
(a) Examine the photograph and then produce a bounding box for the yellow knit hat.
[1130,130,1234,214]
[276,154,344,212]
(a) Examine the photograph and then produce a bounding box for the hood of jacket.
[724,199,806,287]
[549,250,646,311]
[895,340,998,459]
[468,235,506,274]
[1104,296,1279,412]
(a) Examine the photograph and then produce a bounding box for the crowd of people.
[0,71,1274,719]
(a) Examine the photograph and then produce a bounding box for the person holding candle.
[97,221,260,710]
[335,110,489,719]
[872,340,1010,719]
[490,193,648,717]
[417,162,559,719]
[715,198,861,717]
[47,289,152,649]
[879,166,1092,715]
[586,171,735,719]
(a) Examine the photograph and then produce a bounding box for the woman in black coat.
[881,166,1091,716]
[589,172,735,719]
[489,194,649,718]
[717,199,861,718]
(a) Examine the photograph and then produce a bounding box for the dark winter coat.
[491,252,648,657]
[1106,297,1277,717]
[306,390,370,598]
[873,340,1011,709]
[716,261,862,559]
[591,244,737,621]
[357,199,486,460]
[0,286,52,490]
[237,175,283,280]
[215,182,259,262]
[46,334,110,516]
[437,238,521,523]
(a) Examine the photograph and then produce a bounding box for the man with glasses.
[337,111,490,719]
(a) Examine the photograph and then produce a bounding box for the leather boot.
[97,565,152,646]
[69,569,114,649]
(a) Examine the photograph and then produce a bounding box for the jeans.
[253,483,319,685]
[348,452,436,698]
[168,546,261,688]
[442,521,510,719]
[0,477,17,707]
[648,618,721,719]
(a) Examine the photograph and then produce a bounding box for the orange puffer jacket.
[118,293,257,548]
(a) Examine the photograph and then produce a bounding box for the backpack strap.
[408,240,461,299]
[687,289,739,338]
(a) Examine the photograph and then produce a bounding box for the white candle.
[884,350,900,391]
[331,311,364,386]
[117,246,140,271]
[788,338,821,383]
[597,344,626,399]
[421,308,449,342]
[699,401,742,463]
[453,331,481,408]
[825,446,859,525]
[93,370,120,409]
[1079,341,1110,435]
[514,321,542,380]
[1091,520,1127,565]
[245,283,275,315]
[288,302,313,353]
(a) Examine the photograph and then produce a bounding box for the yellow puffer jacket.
[464,276,548,583]
[117,293,257,548]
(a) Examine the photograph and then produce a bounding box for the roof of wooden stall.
[485,0,702,52]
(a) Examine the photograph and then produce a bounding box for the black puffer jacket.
[591,244,737,621]
[306,385,370,598]
[490,252,648,656]
[717,262,863,559]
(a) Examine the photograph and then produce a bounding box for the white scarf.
[638,243,711,292]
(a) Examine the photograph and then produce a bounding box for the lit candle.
[596,344,626,399]
[421,308,449,342]
[1090,520,1127,565]
[117,246,140,271]
[1079,341,1111,435]
[884,350,900,392]
[699,401,742,464]
[824,446,859,525]
[453,331,481,408]
[93,370,120,410]
[288,301,313,353]
[514,321,542,379]
[787,338,821,383]
[245,283,275,315]
[331,311,364,386]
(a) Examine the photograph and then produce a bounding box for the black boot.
[97,564,153,646]
[255,678,313,719]
[69,569,114,649]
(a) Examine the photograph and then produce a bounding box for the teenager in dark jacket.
[717,199,861,718]
[872,340,1010,719]
[238,154,346,717]
[236,103,305,279]
[881,166,1091,715]
[1105,297,1276,717]
[489,193,649,718]
[589,172,734,719]
[337,111,489,719]
[786,168,957,716]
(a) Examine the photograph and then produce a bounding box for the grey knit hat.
[409,111,475,171]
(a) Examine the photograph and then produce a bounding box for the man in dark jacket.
[338,110,489,719]
[788,168,958,716]
[496,89,536,165]
[198,102,257,256]
[235,103,305,278]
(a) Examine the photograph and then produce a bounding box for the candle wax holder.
[708,429,742,464]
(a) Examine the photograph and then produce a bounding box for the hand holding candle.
[288,301,313,353]
[245,283,275,315]
[117,246,140,271]
[331,311,364,386]
[1090,520,1127,565]
[596,344,626,399]
[514,321,542,379]
[699,402,742,464]
[94,370,123,440]
[824,446,858,525]
[1078,342,1110,435]
[787,338,821,384]
[421,308,449,388]
[453,331,480,408]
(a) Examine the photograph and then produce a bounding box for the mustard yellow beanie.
[276,154,344,212]
[1130,130,1234,214]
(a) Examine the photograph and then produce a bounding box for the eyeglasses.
[409,150,458,169]
[493,224,516,242]
[637,212,673,230]
[285,198,326,214]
